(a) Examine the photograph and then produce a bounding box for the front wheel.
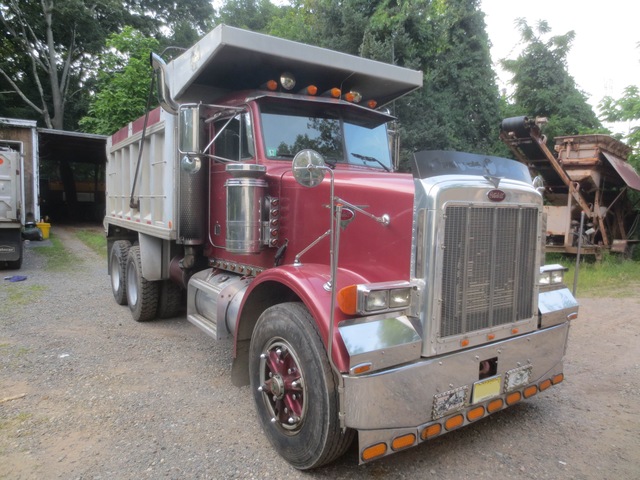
[249,303,354,469]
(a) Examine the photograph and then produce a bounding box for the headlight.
[365,290,389,311]
[338,282,414,315]
[539,264,567,286]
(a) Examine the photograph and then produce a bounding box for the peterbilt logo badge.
[487,189,506,202]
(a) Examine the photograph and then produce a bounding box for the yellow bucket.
[37,222,51,239]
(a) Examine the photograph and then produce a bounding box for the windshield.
[260,101,392,170]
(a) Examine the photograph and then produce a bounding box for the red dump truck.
[105,25,578,468]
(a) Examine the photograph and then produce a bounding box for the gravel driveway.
[1,226,639,479]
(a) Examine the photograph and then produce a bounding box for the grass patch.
[547,253,640,297]
[1,284,47,307]
[75,229,107,258]
[37,233,75,271]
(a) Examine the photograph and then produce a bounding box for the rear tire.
[249,302,354,469]
[157,280,184,318]
[110,240,131,305]
[126,246,159,322]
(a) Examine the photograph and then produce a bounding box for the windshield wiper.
[351,152,390,172]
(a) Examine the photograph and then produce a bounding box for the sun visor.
[167,24,423,107]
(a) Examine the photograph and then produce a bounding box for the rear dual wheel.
[125,246,159,322]
[249,303,354,469]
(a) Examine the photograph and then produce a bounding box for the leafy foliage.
[599,85,640,170]
[79,28,159,135]
[501,19,602,141]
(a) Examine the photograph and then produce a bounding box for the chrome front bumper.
[343,322,569,431]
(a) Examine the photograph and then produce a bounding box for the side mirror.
[178,106,202,154]
[292,149,326,187]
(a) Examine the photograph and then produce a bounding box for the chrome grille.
[440,206,537,338]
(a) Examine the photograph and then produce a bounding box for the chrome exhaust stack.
[150,52,179,114]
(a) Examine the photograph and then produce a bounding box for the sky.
[480,0,640,121]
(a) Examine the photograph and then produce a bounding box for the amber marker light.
[487,398,504,413]
[467,406,485,422]
[362,443,387,461]
[323,87,341,98]
[299,85,318,96]
[506,391,522,405]
[552,373,564,385]
[461,339,470,347]
[511,328,519,334]
[262,80,278,91]
[444,414,464,431]
[523,385,538,398]
[337,285,358,315]
[539,379,552,391]
[392,433,416,451]
[421,424,441,440]
[367,99,378,108]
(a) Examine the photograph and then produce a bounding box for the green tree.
[599,85,640,169]
[0,0,212,130]
[79,27,160,135]
[501,19,602,141]
[215,0,279,32]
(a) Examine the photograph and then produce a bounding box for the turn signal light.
[391,433,416,451]
[337,285,358,315]
[362,442,387,461]
[421,423,441,440]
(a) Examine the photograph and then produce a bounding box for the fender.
[234,263,371,374]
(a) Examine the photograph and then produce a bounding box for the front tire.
[110,240,131,305]
[126,246,158,322]
[249,303,354,469]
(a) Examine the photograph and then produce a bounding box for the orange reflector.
[539,379,552,391]
[265,80,278,91]
[367,99,378,108]
[444,414,464,431]
[511,328,519,334]
[337,284,358,315]
[523,385,537,398]
[487,333,495,340]
[461,339,470,347]
[362,442,387,461]
[506,391,522,405]
[344,92,356,102]
[567,312,578,320]
[467,406,485,422]
[552,373,564,385]
[421,423,441,440]
[391,433,416,451]
[487,398,503,413]
[351,363,371,375]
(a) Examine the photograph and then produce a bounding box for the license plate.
[472,376,501,404]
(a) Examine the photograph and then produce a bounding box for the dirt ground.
[1,226,639,479]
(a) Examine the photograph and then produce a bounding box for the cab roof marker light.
[322,88,341,98]
[367,99,378,108]
[343,91,362,103]
[261,80,278,91]
[298,85,318,96]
